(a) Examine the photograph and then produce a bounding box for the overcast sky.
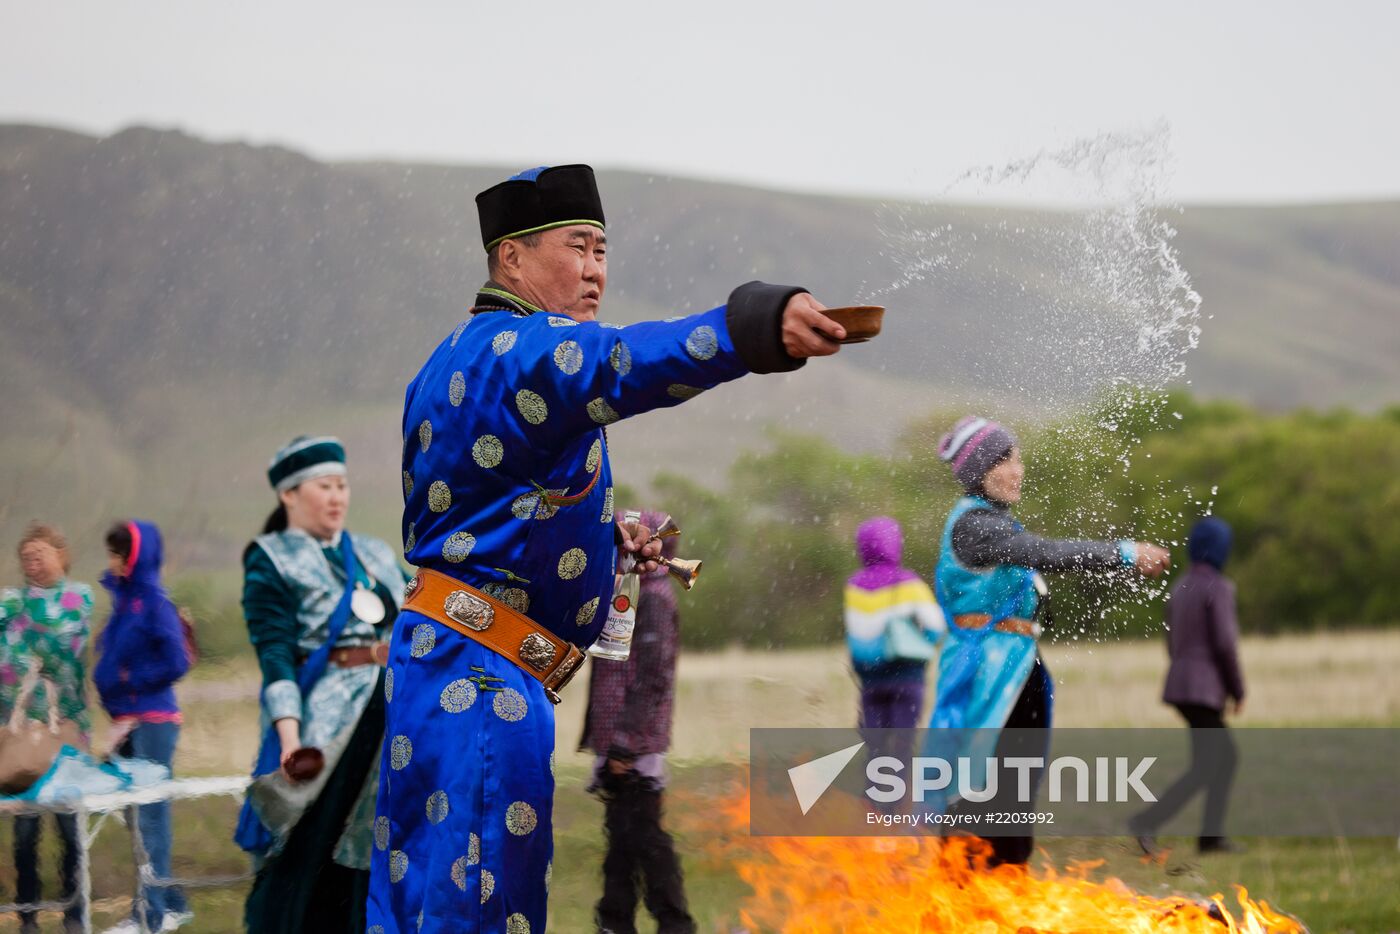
[3,1,1397,203]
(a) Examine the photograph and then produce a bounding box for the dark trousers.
[13,812,83,924]
[859,679,925,730]
[947,662,1051,867]
[596,772,695,934]
[1132,703,1237,843]
[987,664,1050,866]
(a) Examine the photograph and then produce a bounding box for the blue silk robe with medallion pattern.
[368,282,805,934]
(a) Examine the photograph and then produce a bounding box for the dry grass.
[5,630,1398,933]
[83,629,1400,779]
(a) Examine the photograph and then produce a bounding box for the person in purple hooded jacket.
[95,520,194,933]
[1130,516,1246,856]
[843,517,946,730]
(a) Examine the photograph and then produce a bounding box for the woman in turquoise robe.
[930,416,1170,864]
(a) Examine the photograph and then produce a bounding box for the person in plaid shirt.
[579,508,693,934]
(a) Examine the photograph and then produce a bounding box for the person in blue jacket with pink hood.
[95,520,194,933]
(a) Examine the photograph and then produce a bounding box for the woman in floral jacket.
[1,523,93,934]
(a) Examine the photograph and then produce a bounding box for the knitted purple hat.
[938,416,1017,491]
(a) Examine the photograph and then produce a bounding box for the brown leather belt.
[329,644,390,668]
[954,614,1041,639]
[402,569,586,704]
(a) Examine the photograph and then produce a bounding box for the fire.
[714,793,1303,934]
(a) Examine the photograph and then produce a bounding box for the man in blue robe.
[367,165,847,933]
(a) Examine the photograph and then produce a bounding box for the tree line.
[651,392,1400,648]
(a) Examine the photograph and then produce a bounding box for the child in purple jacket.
[95,520,193,932]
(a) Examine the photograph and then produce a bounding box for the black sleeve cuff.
[605,745,637,764]
[725,280,809,374]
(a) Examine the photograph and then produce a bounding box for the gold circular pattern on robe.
[492,331,517,355]
[439,678,477,713]
[484,584,530,613]
[557,547,587,580]
[506,914,530,934]
[418,419,433,453]
[510,492,541,521]
[404,522,416,554]
[373,815,390,851]
[389,849,408,883]
[449,371,467,407]
[402,471,414,498]
[410,623,437,657]
[586,397,619,425]
[472,435,504,469]
[384,667,395,703]
[585,439,602,474]
[505,801,538,836]
[369,927,385,934]
[493,688,528,722]
[442,531,476,563]
[389,735,413,770]
[685,325,719,360]
[576,597,600,628]
[511,491,561,521]
[480,869,495,904]
[536,492,563,521]
[600,487,615,524]
[515,389,548,425]
[450,856,469,892]
[546,315,578,327]
[553,340,584,375]
[426,790,450,824]
[427,480,452,513]
[667,383,704,400]
[609,341,632,376]
[467,832,481,866]
[451,320,468,346]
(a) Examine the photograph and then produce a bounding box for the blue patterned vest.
[252,528,405,652]
[935,495,1038,620]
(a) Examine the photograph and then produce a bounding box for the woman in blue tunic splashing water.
[930,416,1170,866]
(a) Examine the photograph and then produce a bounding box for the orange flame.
[711,791,1303,934]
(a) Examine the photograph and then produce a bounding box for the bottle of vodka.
[589,511,642,661]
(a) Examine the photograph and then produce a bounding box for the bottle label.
[589,573,639,661]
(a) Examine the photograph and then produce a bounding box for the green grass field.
[3,632,1398,932]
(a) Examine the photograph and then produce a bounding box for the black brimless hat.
[475,164,606,252]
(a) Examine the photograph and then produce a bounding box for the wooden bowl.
[284,747,326,784]
[822,305,885,344]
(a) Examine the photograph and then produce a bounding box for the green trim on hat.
[268,436,346,492]
[484,218,605,253]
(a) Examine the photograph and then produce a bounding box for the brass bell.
[648,514,681,541]
[659,556,702,590]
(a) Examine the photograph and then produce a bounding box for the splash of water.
[880,124,1204,636]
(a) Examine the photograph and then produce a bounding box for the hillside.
[1,124,1396,575]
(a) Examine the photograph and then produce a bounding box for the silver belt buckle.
[444,590,494,632]
[541,643,586,704]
